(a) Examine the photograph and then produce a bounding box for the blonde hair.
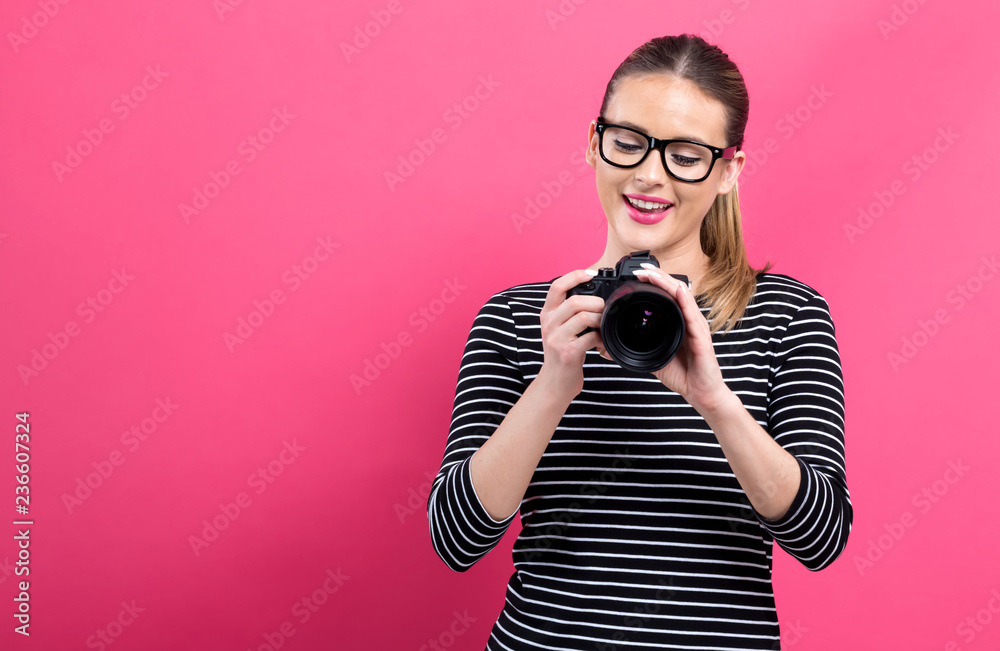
[699,182,773,333]
[600,34,773,334]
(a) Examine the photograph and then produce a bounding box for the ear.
[585,120,599,169]
[717,150,745,195]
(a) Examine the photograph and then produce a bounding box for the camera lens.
[617,300,669,352]
[601,282,684,373]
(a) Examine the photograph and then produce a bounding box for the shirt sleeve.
[754,291,853,571]
[427,292,527,572]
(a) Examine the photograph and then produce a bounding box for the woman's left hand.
[621,265,731,414]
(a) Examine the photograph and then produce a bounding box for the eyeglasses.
[595,116,739,183]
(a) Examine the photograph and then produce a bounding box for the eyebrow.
[613,119,712,144]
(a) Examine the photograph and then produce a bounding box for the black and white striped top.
[427,272,852,650]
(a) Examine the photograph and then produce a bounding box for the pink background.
[2,0,999,649]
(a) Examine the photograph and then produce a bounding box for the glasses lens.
[601,126,650,167]
[601,125,715,181]
[664,141,713,181]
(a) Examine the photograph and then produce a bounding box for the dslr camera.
[566,250,690,373]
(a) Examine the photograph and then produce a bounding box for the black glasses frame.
[595,116,740,183]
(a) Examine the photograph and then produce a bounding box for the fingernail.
[633,269,649,276]
[585,269,598,276]
[639,263,659,271]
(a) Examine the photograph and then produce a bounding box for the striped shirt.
[427,272,852,650]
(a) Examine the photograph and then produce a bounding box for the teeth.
[627,196,671,210]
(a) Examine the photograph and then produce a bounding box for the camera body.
[567,250,689,373]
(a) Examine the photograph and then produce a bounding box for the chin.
[615,231,669,253]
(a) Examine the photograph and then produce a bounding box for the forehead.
[605,74,728,145]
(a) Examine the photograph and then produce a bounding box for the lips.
[623,194,672,225]
[625,193,673,211]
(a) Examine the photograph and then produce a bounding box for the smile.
[623,194,672,225]
[626,196,671,211]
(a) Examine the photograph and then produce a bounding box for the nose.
[635,148,668,186]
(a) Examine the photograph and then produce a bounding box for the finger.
[544,269,601,316]
[563,309,602,338]
[671,278,712,345]
[634,267,709,341]
[548,282,605,336]
[551,294,604,339]
[573,330,603,355]
[633,266,681,300]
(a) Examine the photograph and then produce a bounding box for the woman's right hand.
[536,269,607,403]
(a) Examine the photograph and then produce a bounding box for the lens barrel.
[601,281,684,373]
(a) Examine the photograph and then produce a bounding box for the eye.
[670,154,701,167]
[613,139,644,153]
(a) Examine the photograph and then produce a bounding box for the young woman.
[427,34,851,650]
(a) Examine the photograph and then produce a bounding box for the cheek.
[676,188,714,211]
[596,174,625,201]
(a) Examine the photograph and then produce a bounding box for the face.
[585,74,745,266]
